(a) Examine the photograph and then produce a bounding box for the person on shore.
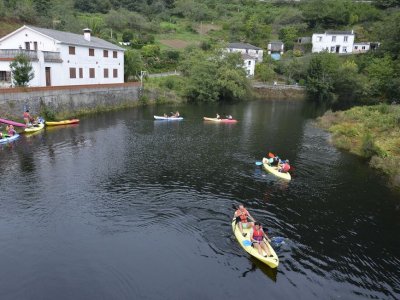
[278,159,290,173]
[234,204,255,237]
[250,222,273,257]
[23,110,34,125]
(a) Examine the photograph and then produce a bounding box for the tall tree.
[10,54,35,87]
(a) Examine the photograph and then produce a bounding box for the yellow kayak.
[45,119,79,126]
[232,219,279,268]
[24,122,44,133]
[262,157,291,180]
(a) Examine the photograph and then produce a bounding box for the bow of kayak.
[45,119,79,126]
[24,122,45,133]
[203,117,237,123]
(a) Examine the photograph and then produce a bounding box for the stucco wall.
[0,83,141,119]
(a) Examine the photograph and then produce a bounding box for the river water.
[0,100,399,300]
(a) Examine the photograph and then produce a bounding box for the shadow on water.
[241,257,278,282]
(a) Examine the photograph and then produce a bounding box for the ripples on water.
[0,101,399,299]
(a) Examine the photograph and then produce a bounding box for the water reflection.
[0,100,399,299]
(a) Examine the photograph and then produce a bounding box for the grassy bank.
[317,104,400,188]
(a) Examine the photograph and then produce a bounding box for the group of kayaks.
[153,115,238,123]
[0,117,79,144]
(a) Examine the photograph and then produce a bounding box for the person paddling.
[250,222,273,257]
[278,159,290,173]
[234,204,255,237]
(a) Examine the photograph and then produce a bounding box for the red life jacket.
[282,163,290,172]
[236,209,248,223]
[252,228,264,242]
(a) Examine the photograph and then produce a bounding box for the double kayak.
[232,219,279,268]
[203,117,238,123]
[262,157,291,180]
[154,115,183,120]
[45,119,80,126]
[24,122,44,133]
[0,133,20,144]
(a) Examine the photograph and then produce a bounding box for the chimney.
[83,28,91,42]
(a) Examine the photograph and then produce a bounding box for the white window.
[330,46,335,52]
[317,36,322,42]
[256,50,258,54]
[332,36,336,42]
[344,36,348,42]
[343,46,347,53]
[362,46,366,50]
[248,61,251,66]
[355,46,358,50]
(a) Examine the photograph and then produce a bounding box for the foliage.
[9,54,34,86]
[306,52,339,102]
[179,49,249,102]
[255,63,275,83]
[124,49,144,81]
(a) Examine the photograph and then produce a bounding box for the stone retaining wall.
[0,83,141,119]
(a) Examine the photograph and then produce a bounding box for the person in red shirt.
[234,204,255,237]
[278,159,291,173]
[250,222,272,257]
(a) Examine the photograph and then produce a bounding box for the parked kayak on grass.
[231,218,279,268]
[0,133,20,144]
[203,117,238,123]
[0,118,26,127]
[45,119,80,126]
[24,122,44,133]
[154,115,183,120]
[262,157,291,180]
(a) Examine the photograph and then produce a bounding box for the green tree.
[255,63,275,82]
[124,49,144,81]
[10,54,34,87]
[279,26,298,50]
[365,55,395,99]
[306,52,340,102]
[179,49,249,102]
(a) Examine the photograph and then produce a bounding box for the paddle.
[255,161,263,166]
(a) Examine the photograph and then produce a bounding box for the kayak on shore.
[231,218,279,268]
[203,117,238,123]
[154,115,183,120]
[45,119,80,126]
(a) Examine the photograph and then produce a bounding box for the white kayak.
[154,115,183,120]
[0,133,20,144]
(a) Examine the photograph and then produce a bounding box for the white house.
[241,54,256,77]
[0,25,125,88]
[227,42,263,62]
[312,30,355,54]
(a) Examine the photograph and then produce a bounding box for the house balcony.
[0,49,38,61]
[43,51,63,63]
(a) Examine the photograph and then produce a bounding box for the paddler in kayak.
[6,125,16,136]
[234,204,255,237]
[250,222,273,257]
[278,159,291,173]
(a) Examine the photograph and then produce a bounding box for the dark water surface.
[0,100,399,300]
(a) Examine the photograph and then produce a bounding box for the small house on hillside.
[267,41,284,60]
[312,30,355,54]
[227,42,263,62]
[353,42,380,53]
[0,25,125,88]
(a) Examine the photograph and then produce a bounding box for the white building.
[0,25,125,88]
[267,41,284,55]
[241,54,256,77]
[312,30,355,54]
[227,42,263,62]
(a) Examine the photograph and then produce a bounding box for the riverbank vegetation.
[318,104,400,188]
[1,0,399,105]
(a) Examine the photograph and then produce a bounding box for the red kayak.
[0,118,26,127]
